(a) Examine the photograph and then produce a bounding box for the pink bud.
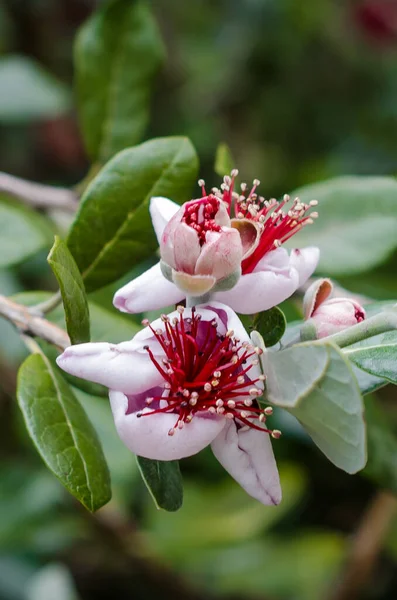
[303,278,365,339]
[160,195,243,294]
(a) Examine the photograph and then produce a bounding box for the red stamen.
[200,173,318,274]
[139,307,278,438]
[182,196,222,244]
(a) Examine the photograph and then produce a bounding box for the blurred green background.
[1,0,397,599]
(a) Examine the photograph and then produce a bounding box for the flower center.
[198,171,318,273]
[182,195,222,245]
[138,306,280,439]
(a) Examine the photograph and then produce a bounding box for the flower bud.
[160,195,244,295]
[302,278,365,339]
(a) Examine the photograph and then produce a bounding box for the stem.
[0,295,70,350]
[186,293,211,307]
[327,491,397,600]
[28,290,63,316]
[324,308,397,348]
[0,171,79,212]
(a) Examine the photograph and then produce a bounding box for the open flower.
[303,278,366,339]
[159,194,244,296]
[114,172,319,314]
[57,302,281,506]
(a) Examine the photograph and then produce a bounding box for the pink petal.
[149,197,180,244]
[289,246,320,286]
[110,390,226,460]
[113,262,184,314]
[195,229,242,280]
[173,223,201,274]
[211,420,281,505]
[57,341,164,394]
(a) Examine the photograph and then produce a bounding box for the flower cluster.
[57,170,365,506]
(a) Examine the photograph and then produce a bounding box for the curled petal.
[289,246,320,286]
[211,420,281,505]
[56,342,163,394]
[110,390,226,460]
[113,262,184,314]
[231,218,260,259]
[195,229,243,279]
[303,277,333,320]
[173,223,201,274]
[149,197,180,244]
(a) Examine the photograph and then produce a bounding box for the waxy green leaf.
[256,333,367,473]
[47,236,90,345]
[67,136,199,291]
[136,456,183,512]
[287,176,397,277]
[347,336,397,385]
[75,0,164,162]
[0,197,52,267]
[17,353,111,512]
[253,306,286,347]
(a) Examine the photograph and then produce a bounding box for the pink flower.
[57,302,281,506]
[303,279,366,339]
[160,194,244,296]
[114,172,320,314]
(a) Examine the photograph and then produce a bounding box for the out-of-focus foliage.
[1,0,397,599]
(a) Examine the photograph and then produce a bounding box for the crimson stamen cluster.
[138,306,280,438]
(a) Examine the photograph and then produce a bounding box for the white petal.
[113,262,184,314]
[214,268,299,314]
[149,196,180,243]
[289,246,320,286]
[56,341,163,394]
[211,420,281,505]
[109,390,226,460]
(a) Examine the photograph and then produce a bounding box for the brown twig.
[328,491,397,600]
[0,171,79,212]
[0,294,70,350]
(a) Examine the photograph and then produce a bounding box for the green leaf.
[345,331,397,385]
[287,176,397,276]
[67,136,199,291]
[136,456,183,512]
[214,143,235,177]
[253,307,286,347]
[75,0,165,162]
[17,353,111,512]
[47,237,90,345]
[259,335,367,473]
[0,56,71,123]
[363,395,397,493]
[0,197,52,267]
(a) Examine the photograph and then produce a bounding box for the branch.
[0,295,70,350]
[0,172,79,212]
[328,491,397,600]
